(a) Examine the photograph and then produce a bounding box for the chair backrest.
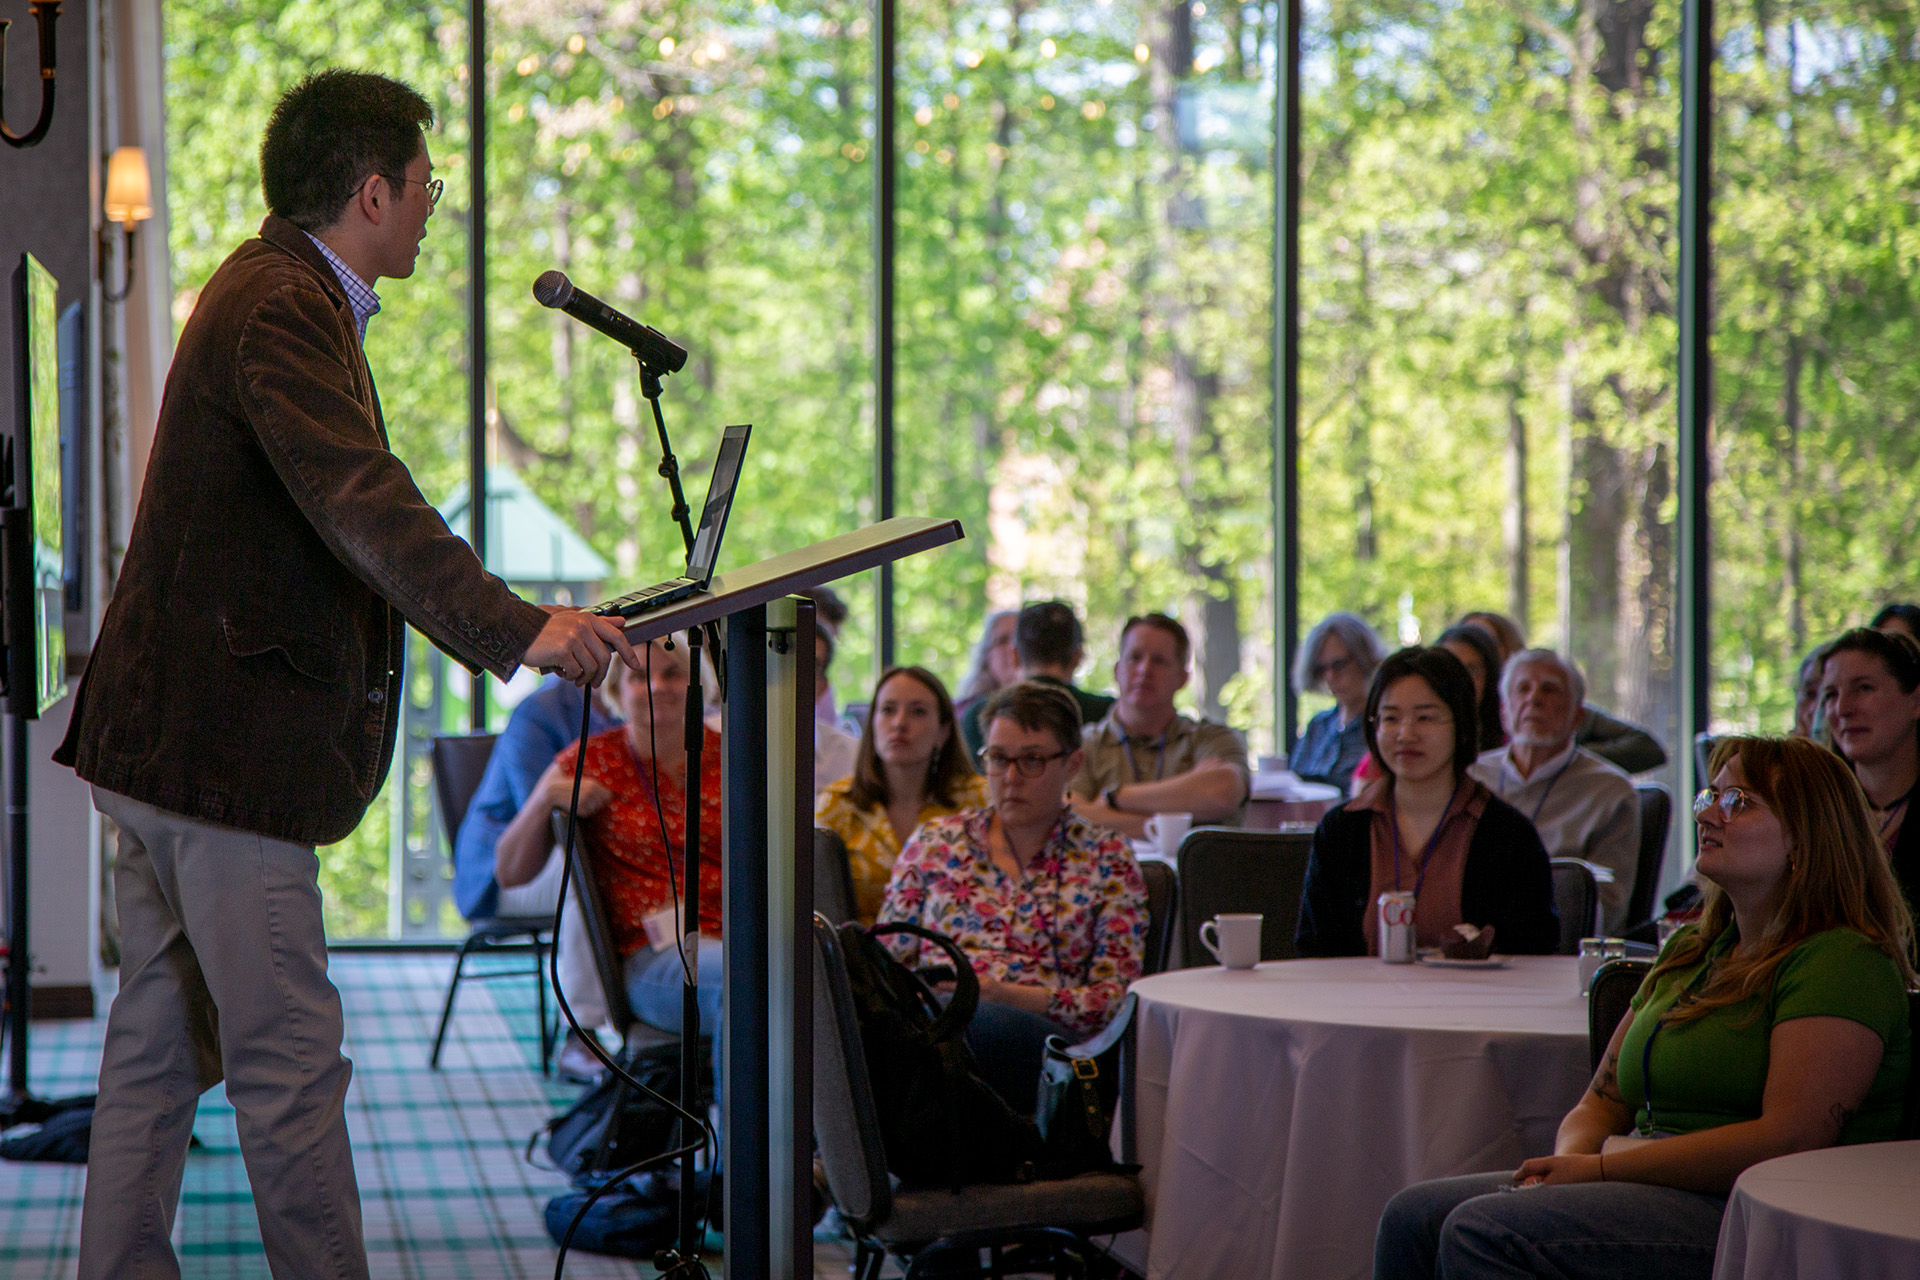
[1550,859,1600,955]
[1902,990,1920,1141]
[430,733,500,851]
[810,914,895,1229]
[1177,828,1312,966]
[813,828,859,927]
[1588,957,1652,1070]
[1139,859,1178,977]
[551,810,637,1034]
[1625,785,1672,933]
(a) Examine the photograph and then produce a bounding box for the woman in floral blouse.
[879,680,1148,1111]
[816,665,990,924]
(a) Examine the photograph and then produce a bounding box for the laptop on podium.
[593,423,752,619]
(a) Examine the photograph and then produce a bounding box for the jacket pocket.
[220,615,340,685]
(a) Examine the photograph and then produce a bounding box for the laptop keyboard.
[594,577,698,618]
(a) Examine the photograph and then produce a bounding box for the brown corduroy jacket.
[56,216,548,845]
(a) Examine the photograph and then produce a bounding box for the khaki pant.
[80,788,368,1280]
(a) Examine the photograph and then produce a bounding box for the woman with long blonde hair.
[1376,735,1914,1280]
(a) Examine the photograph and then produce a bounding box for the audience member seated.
[879,681,1147,1113]
[959,600,1114,757]
[454,677,620,1075]
[800,585,851,719]
[1459,610,1668,774]
[1872,602,1920,641]
[1289,611,1387,790]
[1068,614,1251,839]
[1295,647,1558,958]
[1792,641,1830,740]
[953,608,1020,726]
[812,623,859,796]
[1375,736,1916,1280]
[815,665,989,924]
[494,638,724,1102]
[1437,623,1506,751]
[1820,627,1920,914]
[1469,650,1640,932]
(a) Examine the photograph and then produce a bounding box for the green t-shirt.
[1615,925,1911,1142]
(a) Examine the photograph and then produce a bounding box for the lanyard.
[1389,782,1462,899]
[1870,778,1916,843]
[1528,751,1581,824]
[1121,731,1168,785]
[1638,940,1723,1134]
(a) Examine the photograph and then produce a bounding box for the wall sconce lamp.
[101,146,152,304]
[0,1,62,149]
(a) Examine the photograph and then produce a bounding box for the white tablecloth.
[1120,956,1591,1280]
[1714,1141,1920,1280]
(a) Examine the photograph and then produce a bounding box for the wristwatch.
[1104,785,1123,812]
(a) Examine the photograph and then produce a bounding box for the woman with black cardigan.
[1295,646,1559,958]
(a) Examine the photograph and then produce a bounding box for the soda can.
[1378,891,1417,964]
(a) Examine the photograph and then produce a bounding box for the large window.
[1710,1,1920,732]
[1298,0,1682,786]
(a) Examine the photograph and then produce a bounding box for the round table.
[1119,955,1592,1280]
[1714,1141,1920,1280]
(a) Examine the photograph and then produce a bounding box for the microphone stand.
[634,354,722,1272]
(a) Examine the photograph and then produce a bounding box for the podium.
[613,515,963,1279]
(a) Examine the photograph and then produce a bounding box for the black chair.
[554,811,711,1170]
[811,914,1144,1280]
[428,733,556,1072]
[1176,828,1312,966]
[1139,859,1178,977]
[1550,859,1601,956]
[1587,958,1652,1070]
[814,827,860,927]
[1623,785,1672,935]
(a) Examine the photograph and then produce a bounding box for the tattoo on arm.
[1590,1050,1625,1104]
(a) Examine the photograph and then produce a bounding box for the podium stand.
[613,515,963,1279]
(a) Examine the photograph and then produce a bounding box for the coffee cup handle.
[1144,815,1161,842]
[1200,920,1222,963]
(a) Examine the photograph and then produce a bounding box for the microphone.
[532,271,689,374]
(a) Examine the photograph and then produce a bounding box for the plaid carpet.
[0,952,857,1279]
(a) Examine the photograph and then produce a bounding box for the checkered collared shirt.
[303,232,381,343]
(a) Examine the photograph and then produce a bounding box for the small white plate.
[1418,954,1510,970]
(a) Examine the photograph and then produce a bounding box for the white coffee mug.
[1144,811,1194,857]
[1200,913,1263,970]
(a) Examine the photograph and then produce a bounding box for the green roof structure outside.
[439,466,613,586]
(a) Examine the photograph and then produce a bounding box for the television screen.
[9,254,67,717]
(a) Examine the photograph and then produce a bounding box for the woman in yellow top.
[816,664,989,923]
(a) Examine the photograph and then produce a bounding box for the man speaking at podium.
[53,71,635,1280]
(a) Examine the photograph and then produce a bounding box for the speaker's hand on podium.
[526,605,640,688]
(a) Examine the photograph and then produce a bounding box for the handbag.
[1034,992,1136,1174]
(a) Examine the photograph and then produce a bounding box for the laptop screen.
[685,423,751,586]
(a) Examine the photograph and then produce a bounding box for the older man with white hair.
[1468,649,1641,932]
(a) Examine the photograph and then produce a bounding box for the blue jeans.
[625,937,724,1111]
[964,1000,1074,1118]
[1374,1171,1726,1280]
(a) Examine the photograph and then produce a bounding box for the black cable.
[545,675,714,1279]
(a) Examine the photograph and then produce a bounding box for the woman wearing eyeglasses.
[1374,735,1915,1280]
[877,680,1148,1111]
[815,665,988,925]
[1290,612,1389,789]
[1295,646,1559,959]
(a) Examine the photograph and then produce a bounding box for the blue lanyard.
[1121,732,1168,785]
[1638,940,1723,1134]
[1389,782,1462,899]
[1529,752,1580,824]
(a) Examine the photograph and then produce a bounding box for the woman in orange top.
[816,665,987,923]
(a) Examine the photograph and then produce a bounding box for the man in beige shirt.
[1068,614,1250,839]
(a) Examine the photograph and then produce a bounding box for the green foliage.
[163,0,1920,933]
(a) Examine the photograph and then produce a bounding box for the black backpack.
[535,1037,711,1179]
[837,921,1053,1188]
